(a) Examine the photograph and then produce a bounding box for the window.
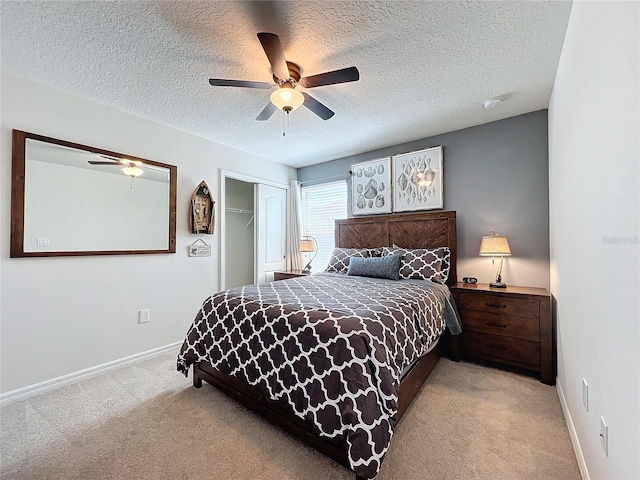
[301,180,348,272]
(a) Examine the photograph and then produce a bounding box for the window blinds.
[301,180,348,272]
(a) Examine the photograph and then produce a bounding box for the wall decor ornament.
[351,157,392,215]
[392,146,443,212]
[190,181,215,234]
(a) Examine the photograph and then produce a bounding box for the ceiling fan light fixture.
[270,86,304,111]
[122,163,143,177]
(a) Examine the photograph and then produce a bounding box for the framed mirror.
[10,130,177,257]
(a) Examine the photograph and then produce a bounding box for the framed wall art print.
[351,157,392,215]
[392,146,443,212]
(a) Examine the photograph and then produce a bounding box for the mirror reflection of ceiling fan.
[88,154,167,177]
[88,155,164,177]
[85,154,170,190]
[208,32,359,126]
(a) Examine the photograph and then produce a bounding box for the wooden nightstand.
[450,283,555,385]
[273,270,310,281]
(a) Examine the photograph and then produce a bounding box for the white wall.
[549,2,639,479]
[0,72,296,393]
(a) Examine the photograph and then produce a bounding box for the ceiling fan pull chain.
[282,108,292,136]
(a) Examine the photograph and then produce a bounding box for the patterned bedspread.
[177,273,460,479]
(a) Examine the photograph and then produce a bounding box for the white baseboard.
[0,341,182,406]
[557,379,590,480]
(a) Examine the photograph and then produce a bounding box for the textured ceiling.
[1,1,572,168]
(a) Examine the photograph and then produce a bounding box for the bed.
[177,211,459,479]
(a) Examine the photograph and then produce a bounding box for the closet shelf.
[226,207,254,214]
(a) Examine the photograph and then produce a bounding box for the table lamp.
[479,231,511,288]
[299,236,317,273]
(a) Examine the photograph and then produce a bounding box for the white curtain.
[284,180,305,271]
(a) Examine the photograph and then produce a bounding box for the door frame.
[219,169,288,290]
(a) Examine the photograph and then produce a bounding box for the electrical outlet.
[36,237,50,247]
[138,309,150,324]
[582,379,589,411]
[600,417,608,456]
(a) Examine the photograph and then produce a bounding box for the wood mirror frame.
[10,130,177,257]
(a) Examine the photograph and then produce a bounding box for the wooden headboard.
[335,211,457,286]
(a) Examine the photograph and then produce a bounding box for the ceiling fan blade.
[301,93,334,120]
[299,66,360,88]
[88,161,120,165]
[209,78,272,89]
[257,32,290,80]
[256,102,278,121]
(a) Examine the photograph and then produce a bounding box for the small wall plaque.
[188,239,211,257]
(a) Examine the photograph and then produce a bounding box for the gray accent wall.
[297,110,550,288]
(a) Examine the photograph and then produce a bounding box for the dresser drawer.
[461,331,540,367]
[459,309,539,342]
[458,292,539,319]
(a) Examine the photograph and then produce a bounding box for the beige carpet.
[0,351,580,479]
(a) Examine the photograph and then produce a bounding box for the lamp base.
[489,281,507,288]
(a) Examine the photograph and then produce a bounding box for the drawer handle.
[485,302,507,308]
[485,343,508,351]
[485,321,507,328]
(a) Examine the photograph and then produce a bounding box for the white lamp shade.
[299,238,316,253]
[479,233,511,256]
[271,87,304,111]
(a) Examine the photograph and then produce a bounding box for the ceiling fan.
[208,32,360,122]
[88,155,160,178]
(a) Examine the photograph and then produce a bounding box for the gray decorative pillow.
[325,248,372,273]
[347,254,402,280]
[382,246,451,283]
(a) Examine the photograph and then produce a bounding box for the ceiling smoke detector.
[483,97,503,110]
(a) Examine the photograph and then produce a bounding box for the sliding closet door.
[255,184,286,283]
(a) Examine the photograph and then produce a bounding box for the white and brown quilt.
[177,273,461,479]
